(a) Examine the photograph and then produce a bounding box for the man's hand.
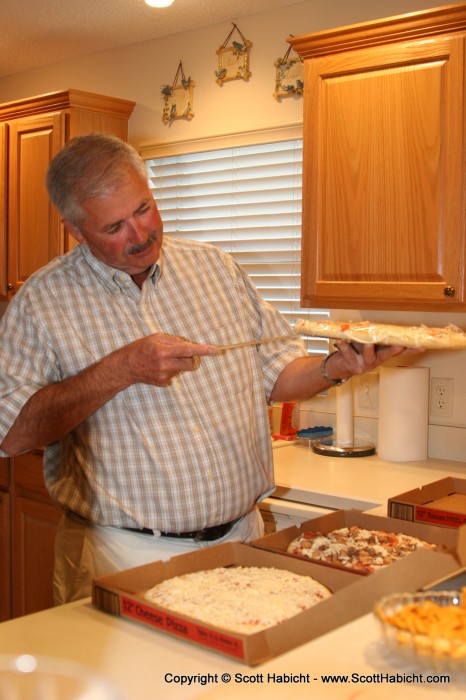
[119,333,218,388]
[329,340,425,378]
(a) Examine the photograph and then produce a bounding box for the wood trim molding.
[0,89,135,121]
[289,3,466,58]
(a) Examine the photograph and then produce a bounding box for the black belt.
[123,516,242,542]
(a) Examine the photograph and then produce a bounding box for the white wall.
[1,0,464,460]
[0,0,448,146]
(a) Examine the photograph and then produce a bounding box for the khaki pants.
[53,508,264,605]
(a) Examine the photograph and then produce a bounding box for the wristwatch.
[320,351,350,387]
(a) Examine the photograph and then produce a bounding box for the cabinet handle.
[7,283,14,291]
[443,286,455,298]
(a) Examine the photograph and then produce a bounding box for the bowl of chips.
[374,589,466,671]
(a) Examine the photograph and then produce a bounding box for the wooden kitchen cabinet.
[290,4,466,311]
[0,458,11,621]
[0,124,7,301]
[12,496,61,618]
[0,89,135,300]
[11,451,61,618]
[0,452,62,620]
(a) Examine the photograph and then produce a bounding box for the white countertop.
[1,597,465,700]
[2,451,466,697]
[271,443,466,515]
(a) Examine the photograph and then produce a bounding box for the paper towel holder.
[312,377,375,457]
[312,438,375,457]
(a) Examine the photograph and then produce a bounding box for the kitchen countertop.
[271,443,466,515]
[2,451,466,697]
[1,596,465,700]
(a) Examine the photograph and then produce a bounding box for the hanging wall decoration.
[161,61,195,123]
[273,42,304,100]
[215,23,252,86]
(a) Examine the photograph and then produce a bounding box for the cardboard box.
[251,509,466,574]
[388,477,466,529]
[92,540,461,665]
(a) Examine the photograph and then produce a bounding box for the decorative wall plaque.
[273,44,304,100]
[161,61,195,123]
[215,23,252,86]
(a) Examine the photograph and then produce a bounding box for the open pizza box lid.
[388,477,466,529]
[250,509,466,573]
[92,540,461,666]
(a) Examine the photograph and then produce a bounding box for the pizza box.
[250,508,466,575]
[91,540,458,666]
[388,477,466,529]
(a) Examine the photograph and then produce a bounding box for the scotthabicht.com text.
[163,671,450,687]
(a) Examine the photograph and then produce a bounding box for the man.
[0,134,414,604]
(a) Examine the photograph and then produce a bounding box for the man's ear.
[63,220,85,244]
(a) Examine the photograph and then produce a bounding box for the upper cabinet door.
[7,113,64,296]
[292,8,466,311]
[0,89,135,300]
[0,123,7,298]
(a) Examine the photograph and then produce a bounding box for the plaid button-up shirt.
[0,237,306,531]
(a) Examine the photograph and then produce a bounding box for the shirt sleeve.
[0,291,59,454]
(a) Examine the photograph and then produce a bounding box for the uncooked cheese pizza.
[144,566,331,634]
[287,526,441,573]
[294,319,466,349]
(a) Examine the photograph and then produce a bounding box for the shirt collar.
[80,244,161,295]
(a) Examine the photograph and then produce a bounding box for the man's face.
[67,169,163,279]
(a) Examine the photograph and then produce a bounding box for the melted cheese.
[145,566,331,634]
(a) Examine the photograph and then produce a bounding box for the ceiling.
[0,0,300,80]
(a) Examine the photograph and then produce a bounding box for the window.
[142,127,329,355]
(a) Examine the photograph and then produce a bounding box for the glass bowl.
[0,655,124,700]
[374,590,466,672]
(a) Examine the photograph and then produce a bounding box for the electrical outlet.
[430,377,454,418]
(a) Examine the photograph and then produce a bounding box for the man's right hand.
[119,333,218,388]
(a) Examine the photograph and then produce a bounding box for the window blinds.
[144,133,329,355]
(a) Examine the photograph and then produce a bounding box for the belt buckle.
[195,519,236,542]
[194,527,209,542]
[195,524,221,542]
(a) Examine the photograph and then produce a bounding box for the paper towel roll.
[378,366,429,462]
[336,379,354,446]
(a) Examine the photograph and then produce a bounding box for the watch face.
[335,376,350,386]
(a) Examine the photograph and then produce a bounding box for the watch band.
[320,351,350,387]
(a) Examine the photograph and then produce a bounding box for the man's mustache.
[128,232,157,255]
